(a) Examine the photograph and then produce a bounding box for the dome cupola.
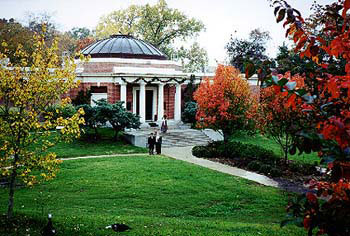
[81,34,167,60]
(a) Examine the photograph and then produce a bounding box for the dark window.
[91,86,107,93]
[127,102,132,111]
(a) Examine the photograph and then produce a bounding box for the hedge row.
[192,141,317,177]
[192,141,279,164]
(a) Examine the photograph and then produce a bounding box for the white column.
[120,82,127,108]
[139,81,146,123]
[174,83,182,121]
[157,83,164,122]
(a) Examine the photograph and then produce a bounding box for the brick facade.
[164,85,175,119]
[66,81,259,122]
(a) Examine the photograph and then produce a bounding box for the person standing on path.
[147,133,155,155]
[161,115,168,133]
[155,131,162,154]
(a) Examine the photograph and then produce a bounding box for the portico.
[129,81,182,124]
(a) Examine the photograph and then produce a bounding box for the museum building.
[70,34,194,126]
[69,34,258,126]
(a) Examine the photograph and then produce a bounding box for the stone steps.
[161,129,211,148]
[124,128,222,148]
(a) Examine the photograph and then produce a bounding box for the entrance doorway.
[145,90,153,120]
[134,87,157,121]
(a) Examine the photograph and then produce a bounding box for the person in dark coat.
[161,115,168,133]
[155,131,162,154]
[147,133,155,155]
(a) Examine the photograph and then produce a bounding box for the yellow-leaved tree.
[0,28,85,219]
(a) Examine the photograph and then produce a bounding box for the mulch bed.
[206,157,323,194]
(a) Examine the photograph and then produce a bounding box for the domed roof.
[81,34,167,60]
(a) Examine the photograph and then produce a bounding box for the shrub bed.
[192,141,278,163]
[192,141,317,178]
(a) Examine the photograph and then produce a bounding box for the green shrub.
[192,141,278,162]
[289,162,317,175]
[182,101,197,125]
[259,164,272,175]
[269,167,283,177]
[247,161,261,171]
[192,146,209,158]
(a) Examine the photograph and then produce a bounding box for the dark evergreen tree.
[226,29,271,72]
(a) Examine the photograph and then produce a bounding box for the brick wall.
[65,82,120,104]
[164,85,175,119]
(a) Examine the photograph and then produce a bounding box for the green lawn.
[230,132,320,164]
[0,155,304,235]
[45,128,147,158]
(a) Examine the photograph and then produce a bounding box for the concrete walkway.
[162,146,279,187]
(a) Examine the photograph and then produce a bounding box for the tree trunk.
[284,133,289,164]
[284,146,288,164]
[113,127,122,141]
[93,125,99,140]
[7,154,18,219]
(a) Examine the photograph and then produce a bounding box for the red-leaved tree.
[258,73,308,163]
[258,1,350,235]
[194,65,257,141]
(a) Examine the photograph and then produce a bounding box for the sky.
[0,0,334,66]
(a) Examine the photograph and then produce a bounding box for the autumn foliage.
[0,30,85,218]
[76,37,96,52]
[258,73,307,162]
[194,65,257,141]
[267,0,350,235]
[270,0,350,153]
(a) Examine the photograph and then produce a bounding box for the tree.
[194,65,257,141]
[0,32,84,219]
[96,5,140,38]
[25,12,58,45]
[76,104,100,140]
[183,76,198,104]
[57,31,77,56]
[75,37,96,52]
[95,0,204,56]
[176,42,208,73]
[0,18,34,65]
[94,100,141,141]
[258,73,307,163]
[259,1,350,235]
[69,27,91,40]
[275,44,309,75]
[67,27,95,54]
[226,28,271,72]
